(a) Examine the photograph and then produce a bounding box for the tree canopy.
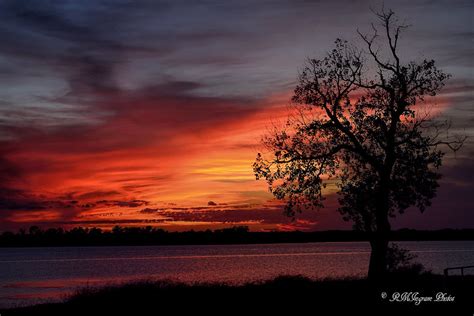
[253,9,464,277]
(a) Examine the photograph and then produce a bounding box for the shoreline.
[1,239,474,249]
[2,228,474,247]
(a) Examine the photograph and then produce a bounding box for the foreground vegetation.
[1,226,474,247]
[3,274,473,315]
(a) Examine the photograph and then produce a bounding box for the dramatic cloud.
[0,0,472,231]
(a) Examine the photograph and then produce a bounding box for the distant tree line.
[0,226,473,247]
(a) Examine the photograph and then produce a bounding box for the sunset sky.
[0,0,473,231]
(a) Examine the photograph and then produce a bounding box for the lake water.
[1,241,474,308]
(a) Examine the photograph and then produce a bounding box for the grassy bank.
[3,274,473,315]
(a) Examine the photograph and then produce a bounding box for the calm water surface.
[1,241,473,307]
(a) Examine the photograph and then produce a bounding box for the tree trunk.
[368,235,389,280]
[368,183,391,280]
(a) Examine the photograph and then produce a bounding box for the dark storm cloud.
[0,0,471,112]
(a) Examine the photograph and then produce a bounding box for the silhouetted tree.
[253,9,465,279]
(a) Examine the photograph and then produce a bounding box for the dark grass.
[2,274,473,315]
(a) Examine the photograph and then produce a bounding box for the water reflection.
[1,241,473,308]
